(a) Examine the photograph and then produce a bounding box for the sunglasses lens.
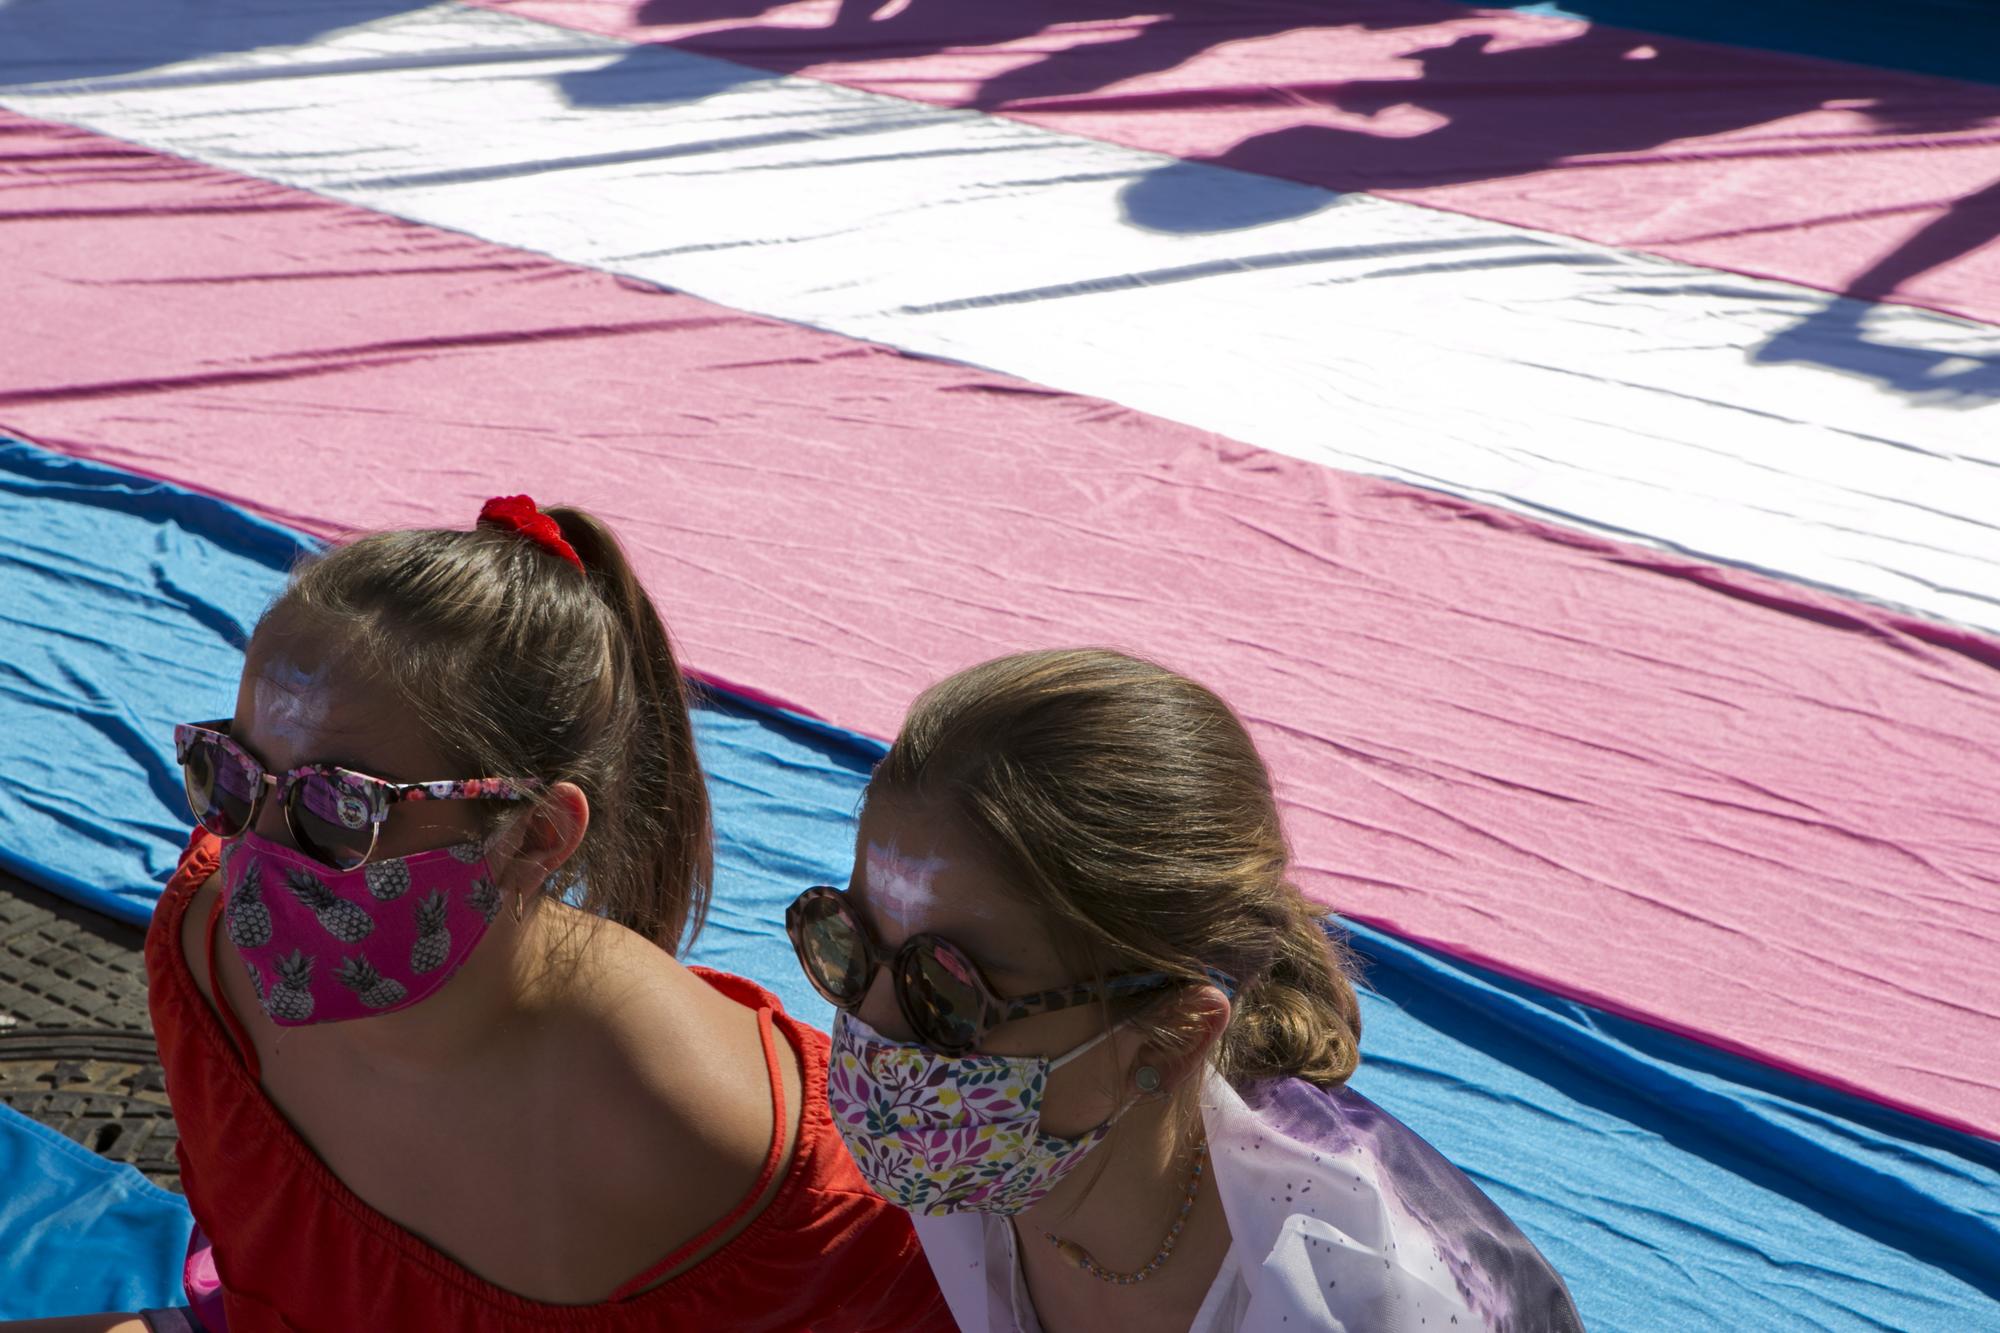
[287,773,377,871]
[796,893,871,1006]
[180,731,256,838]
[901,942,987,1054]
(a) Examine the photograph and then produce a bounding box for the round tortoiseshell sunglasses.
[173,720,543,872]
[786,885,1236,1056]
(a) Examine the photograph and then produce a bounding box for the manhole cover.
[0,1027,180,1188]
[0,870,180,1189]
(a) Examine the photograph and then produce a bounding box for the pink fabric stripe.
[3,111,1996,1138]
[472,0,2000,327]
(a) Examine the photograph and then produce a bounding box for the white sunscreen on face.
[866,839,951,933]
[254,658,333,754]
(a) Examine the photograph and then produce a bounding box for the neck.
[1014,1092,1216,1286]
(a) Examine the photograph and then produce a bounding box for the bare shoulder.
[171,866,267,1059]
[176,868,222,1006]
[554,921,805,1264]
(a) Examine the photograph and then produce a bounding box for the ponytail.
[255,500,714,955]
[548,508,713,948]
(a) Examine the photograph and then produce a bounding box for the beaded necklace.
[1041,1137,1208,1285]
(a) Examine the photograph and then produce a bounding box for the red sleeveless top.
[146,831,956,1333]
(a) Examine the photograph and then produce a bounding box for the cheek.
[372,798,487,859]
[1034,1055,1127,1138]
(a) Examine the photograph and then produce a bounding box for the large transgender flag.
[1,0,1997,1327]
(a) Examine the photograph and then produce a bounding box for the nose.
[856,966,914,1043]
[250,778,299,850]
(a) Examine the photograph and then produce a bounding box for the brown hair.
[869,649,1362,1099]
[252,507,713,951]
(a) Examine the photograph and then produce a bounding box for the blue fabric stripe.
[1348,925,2000,1330]
[0,1102,193,1318]
[0,440,315,925]
[1483,0,2000,85]
[2,434,1996,1330]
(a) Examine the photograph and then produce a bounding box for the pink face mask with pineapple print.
[219,830,505,1026]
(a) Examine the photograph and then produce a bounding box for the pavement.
[0,868,180,1189]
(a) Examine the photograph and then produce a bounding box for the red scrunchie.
[476,495,585,574]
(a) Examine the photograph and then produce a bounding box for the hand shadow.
[1752,174,2000,405]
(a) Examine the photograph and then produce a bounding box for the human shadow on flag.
[1100,23,2000,404]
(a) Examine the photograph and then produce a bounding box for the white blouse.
[912,1070,1581,1333]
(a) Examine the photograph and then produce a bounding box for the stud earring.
[1135,1065,1163,1094]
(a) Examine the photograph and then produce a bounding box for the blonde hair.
[869,649,1361,1101]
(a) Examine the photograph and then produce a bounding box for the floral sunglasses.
[173,720,543,872]
[785,885,1236,1056]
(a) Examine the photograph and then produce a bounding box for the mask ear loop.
[1045,1021,1155,1135]
[1046,1021,1123,1073]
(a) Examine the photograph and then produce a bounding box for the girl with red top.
[9,498,953,1333]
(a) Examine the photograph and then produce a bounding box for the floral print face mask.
[219,830,506,1026]
[827,1011,1128,1216]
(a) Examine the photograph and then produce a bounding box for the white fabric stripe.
[4,2,1996,633]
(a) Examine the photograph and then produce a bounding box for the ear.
[494,781,589,898]
[1131,983,1233,1097]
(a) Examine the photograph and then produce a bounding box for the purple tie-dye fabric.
[1236,1077,1582,1331]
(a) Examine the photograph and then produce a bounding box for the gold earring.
[512,889,527,924]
